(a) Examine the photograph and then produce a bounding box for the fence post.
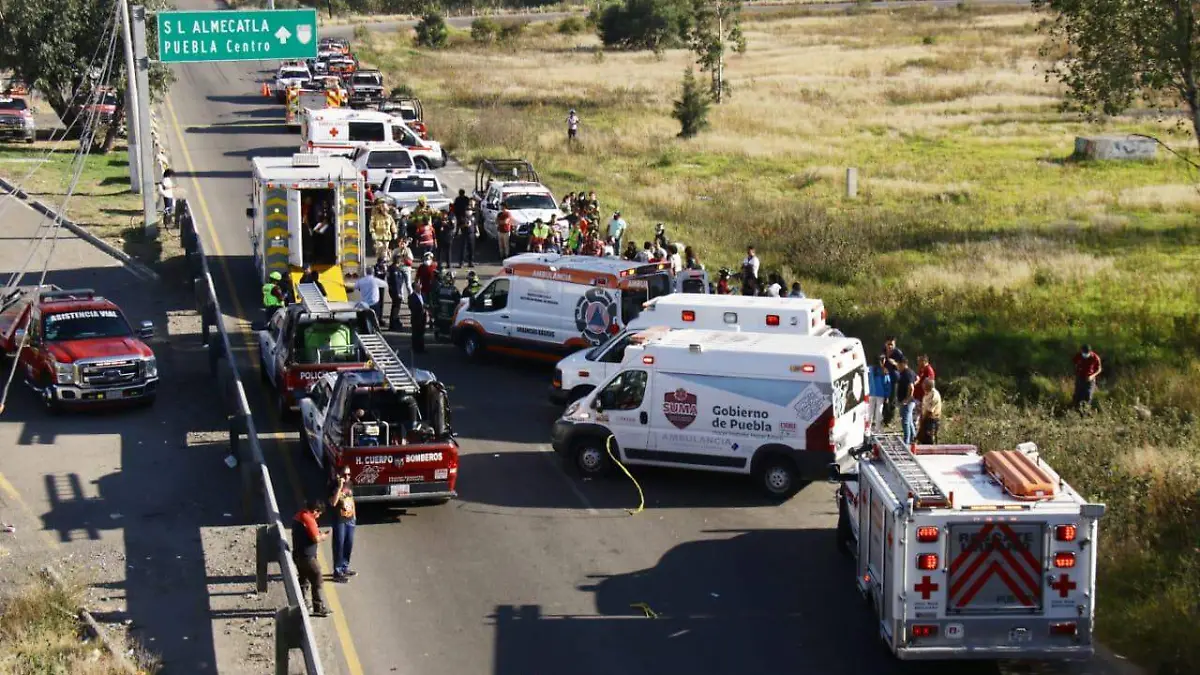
[846,167,858,198]
[255,524,276,593]
[274,606,299,675]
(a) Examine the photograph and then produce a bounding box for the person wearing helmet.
[566,108,579,144]
[263,270,287,317]
[464,269,482,297]
[715,268,732,295]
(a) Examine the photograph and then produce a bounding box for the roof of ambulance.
[900,450,1085,510]
[638,328,861,357]
[646,294,824,310]
[252,155,357,181]
[503,253,653,274]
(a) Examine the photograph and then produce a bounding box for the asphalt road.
[163,2,1133,675]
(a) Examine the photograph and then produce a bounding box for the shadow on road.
[206,94,270,106]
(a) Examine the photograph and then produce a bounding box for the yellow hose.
[606,434,644,515]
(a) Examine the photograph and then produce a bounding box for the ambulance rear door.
[287,189,303,268]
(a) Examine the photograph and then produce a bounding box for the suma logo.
[663,388,698,429]
[573,288,618,345]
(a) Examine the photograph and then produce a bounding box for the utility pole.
[131,5,157,237]
[118,0,141,194]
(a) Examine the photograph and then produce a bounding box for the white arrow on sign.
[275,26,292,44]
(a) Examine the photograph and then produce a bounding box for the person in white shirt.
[159,169,176,220]
[354,272,388,324]
[766,273,783,297]
[602,238,615,257]
[742,246,760,281]
[668,243,683,274]
[566,109,580,143]
[607,211,627,251]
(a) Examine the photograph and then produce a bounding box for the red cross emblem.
[1050,574,1076,598]
[914,576,939,600]
[329,127,339,137]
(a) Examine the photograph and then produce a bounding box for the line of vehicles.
[243,38,1106,662]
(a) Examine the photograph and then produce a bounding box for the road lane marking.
[164,94,366,675]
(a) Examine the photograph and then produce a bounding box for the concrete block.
[1074,135,1157,161]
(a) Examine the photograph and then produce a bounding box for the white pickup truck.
[379,172,452,213]
[272,64,311,103]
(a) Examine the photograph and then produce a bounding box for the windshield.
[280,69,308,79]
[0,98,28,111]
[43,309,131,341]
[99,91,118,106]
[503,193,556,210]
[367,151,413,170]
[387,177,439,193]
[399,108,418,121]
[620,273,671,323]
[353,74,382,86]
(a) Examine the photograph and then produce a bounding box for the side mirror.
[591,396,604,412]
[137,321,154,339]
[250,320,267,332]
[246,207,255,219]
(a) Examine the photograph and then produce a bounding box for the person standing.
[566,109,580,144]
[917,379,942,444]
[409,288,427,353]
[456,204,476,268]
[607,211,627,252]
[496,206,513,258]
[298,265,327,297]
[355,270,388,325]
[742,246,760,282]
[262,271,286,318]
[292,499,330,617]
[329,467,357,582]
[452,188,471,229]
[715,268,732,294]
[880,336,905,426]
[684,246,704,271]
[158,168,176,223]
[868,354,892,433]
[1072,344,1102,411]
[895,357,918,444]
[386,254,411,332]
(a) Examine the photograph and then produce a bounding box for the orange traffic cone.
[261,83,270,97]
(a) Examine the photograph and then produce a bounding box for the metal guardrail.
[177,198,325,675]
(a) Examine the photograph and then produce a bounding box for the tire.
[460,330,484,360]
[567,386,593,405]
[571,436,611,477]
[39,378,60,414]
[414,156,430,171]
[755,453,800,501]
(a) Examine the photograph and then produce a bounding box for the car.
[0,97,35,143]
[378,172,452,212]
[473,159,561,250]
[350,144,416,188]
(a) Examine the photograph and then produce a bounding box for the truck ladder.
[297,283,332,315]
[355,333,419,394]
[874,433,949,508]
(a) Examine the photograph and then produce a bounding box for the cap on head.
[1081,344,1091,354]
[269,271,283,281]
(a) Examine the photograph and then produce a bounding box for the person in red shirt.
[1072,344,1102,411]
[496,206,513,258]
[292,499,330,617]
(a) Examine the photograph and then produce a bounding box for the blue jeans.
[332,519,356,576]
[901,401,917,444]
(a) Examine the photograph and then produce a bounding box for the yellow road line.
[0,469,60,550]
[164,95,365,675]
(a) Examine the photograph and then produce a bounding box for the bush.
[597,0,690,51]
[352,23,370,42]
[672,67,710,138]
[390,84,415,98]
[414,13,449,49]
[471,17,500,44]
[558,15,586,35]
[499,20,529,42]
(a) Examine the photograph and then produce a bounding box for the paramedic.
[292,499,330,617]
[355,270,388,324]
[263,271,286,317]
[917,379,942,444]
[868,355,892,433]
[895,357,917,444]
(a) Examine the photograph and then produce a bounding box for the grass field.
[356,6,1200,671]
[0,141,183,272]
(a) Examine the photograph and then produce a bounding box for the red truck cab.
[0,287,158,411]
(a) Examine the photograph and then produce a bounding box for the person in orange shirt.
[496,206,513,258]
[329,466,358,582]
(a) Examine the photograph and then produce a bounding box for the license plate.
[389,484,410,496]
[1008,628,1031,643]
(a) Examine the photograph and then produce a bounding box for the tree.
[1035,0,1200,150]
[0,0,174,153]
[597,0,690,52]
[672,67,710,137]
[471,17,500,44]
[688,0,745,103]
[414,13,449,49]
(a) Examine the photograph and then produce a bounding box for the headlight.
[143,356,158,379]
[52,360,74,385]
[565,401,580,417]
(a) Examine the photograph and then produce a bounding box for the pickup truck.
[379,172,452,213]
[272,64,311,103]
[298,339,458,503]
[0,97,35,143]
[0,287,157,411]
[346,69,384,109]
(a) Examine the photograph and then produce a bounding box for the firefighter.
[263,271,286,317]
[432,270,460,340]
[463,270,482,297]
[369,198,396,257]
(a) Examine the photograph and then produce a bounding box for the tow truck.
[252,284,379,414]
[298,327,458,504]
[0,286,157,411]
[833,434,1105,660]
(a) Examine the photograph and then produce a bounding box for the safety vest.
[532,223,550,240]
[263,282,283,308]
[465,280,482,296]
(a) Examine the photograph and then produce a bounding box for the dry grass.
[0,572,157,674]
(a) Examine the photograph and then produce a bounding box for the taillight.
[911,625,937,638]
[1055,524,1077,542]
[552,369,562,388]
[916,526,939,543]
[1054,552,1076,568]
[766,314,780,326]
[917,554,939,570]
[681,310,695,322]
[1050,622,1077,637]
[827,416,836,452]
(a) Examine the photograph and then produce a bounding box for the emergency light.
[1055,524,1077,541]
[916,526,939,543]
[917,554,939,570]
[681,310,695,322]
[766,314,780,326]
[1054,552,1076,568]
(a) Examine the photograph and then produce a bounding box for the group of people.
[365,188,481,270]
[868,337,941,445]
[711,245,806,298]
[291,466,359,618]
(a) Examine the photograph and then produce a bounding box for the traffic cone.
[261,83,269,97]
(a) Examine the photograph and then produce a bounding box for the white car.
[350,144,415,188]
[273,65,311,102]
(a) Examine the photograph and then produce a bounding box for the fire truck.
[253,283,378,413]
[833,434,1104,660]
[298,321,458,503]
[285,82,342,129]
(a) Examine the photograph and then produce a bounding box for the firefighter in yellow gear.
[369,198,397,256]
[410,196,433,229]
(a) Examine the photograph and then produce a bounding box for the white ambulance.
[552,329,869,498]
[834,434,1105,660]
[549,294,832,406]
[299,108,446,169]
[450,253,676,362]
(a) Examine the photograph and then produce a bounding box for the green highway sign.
[156,9,318,64]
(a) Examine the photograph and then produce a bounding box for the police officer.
[433,270,460,341]
[463,270,482,297]
[386,253,411,332]
[263,271,286,318]
[435,209,454,268]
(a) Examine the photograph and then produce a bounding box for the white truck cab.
[552,328,870,499]
[550,294,832,406]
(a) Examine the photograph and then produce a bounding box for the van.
[552,329,869,499]
[451,253,675,362]
[549,294,831,405]
[299,108,446,169]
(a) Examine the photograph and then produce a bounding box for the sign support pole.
[118,0,141,194]
[131,5,157,237]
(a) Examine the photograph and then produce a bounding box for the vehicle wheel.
[571,436,611,477]
[38,379,60,414]
[25,137,35,144]
[567,386,593,405]
[756,454,800,501]
[413,157,430,171]
[460,330,484,360]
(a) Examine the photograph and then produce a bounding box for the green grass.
[354,7,1200,671]
[0,141,183,273]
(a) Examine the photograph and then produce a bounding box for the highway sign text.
[157,9,318,63]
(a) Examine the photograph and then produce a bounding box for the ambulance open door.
[287,189,303,268]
